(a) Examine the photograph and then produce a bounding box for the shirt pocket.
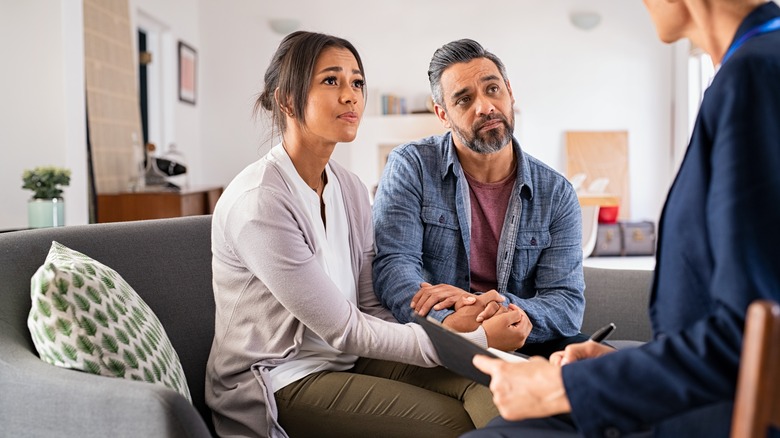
[512,230,551,282]
[421,206,460,262]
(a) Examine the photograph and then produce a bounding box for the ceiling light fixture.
[268,18,301,35]
[570,11,601,31]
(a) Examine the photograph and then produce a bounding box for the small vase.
[28,198,65,228]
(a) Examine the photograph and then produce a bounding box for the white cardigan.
[205,146,445,438]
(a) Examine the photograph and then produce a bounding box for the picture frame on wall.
[178,41,197,105]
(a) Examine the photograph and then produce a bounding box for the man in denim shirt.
[373,39,587,356]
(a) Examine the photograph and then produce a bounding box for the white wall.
[0,1,88,229]
[1,0,680,229]
[198,0,673,222]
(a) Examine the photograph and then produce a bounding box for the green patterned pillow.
[27,241,192,402]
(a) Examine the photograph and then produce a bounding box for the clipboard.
[414,314,527,386]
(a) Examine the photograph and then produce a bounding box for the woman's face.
[643,0,690,43]
[300,46,365,145]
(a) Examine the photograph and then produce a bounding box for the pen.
[589,322,616,343]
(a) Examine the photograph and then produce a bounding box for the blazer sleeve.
[562,42,780,438]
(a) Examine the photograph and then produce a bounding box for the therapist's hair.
[255,31,366,135]
[428,39,508,109]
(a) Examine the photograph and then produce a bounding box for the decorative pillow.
[27,241,192,401]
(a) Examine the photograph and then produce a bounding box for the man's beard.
[451,112,514,155]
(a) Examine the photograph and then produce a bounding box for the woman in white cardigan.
[205,31,523,438]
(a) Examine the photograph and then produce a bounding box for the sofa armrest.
[0,324,212,438]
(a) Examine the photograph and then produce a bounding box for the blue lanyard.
[722,17,780,64]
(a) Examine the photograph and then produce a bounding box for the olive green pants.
[275,358,498,438]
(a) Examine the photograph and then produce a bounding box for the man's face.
[434,57,515,154]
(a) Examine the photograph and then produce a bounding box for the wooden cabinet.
[96,186,223,223]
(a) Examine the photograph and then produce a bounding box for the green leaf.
[130,374,143,381]
[146,331,158,350]
[79,315,97,336]
[73,293,90,312]
[84,263,96,277]
[123,350,139,369]
[141,338,152,357]
[132,307,147,325]
[55,278,69,295]
[50,349,64,364]
[107,358,126,378]
[51,292,69,313]
[143,367,155,383]
[37,299,52,318]
[61,343,78,361]
[101,275,115,290]
[93,309,109,327]
[39,279,50,295]
[129,316,141,333]
[106,304,119,323]
[83,359,101,374]
[76,335,95,355]
[152,362,161,381]
[72,272,85,289]
[44,325,56,342]
[55,317,73,337]
[86,286,101,304]
[135,344,147,361]
[101,333,119,354]
[113,298,127,315]
[123,319,137,338]
[115,327,130,345]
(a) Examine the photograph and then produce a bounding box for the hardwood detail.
[731,300,780,438]
[96,186,223,223]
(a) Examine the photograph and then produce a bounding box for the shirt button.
[530,237,537,246]
[603,427,620,438]
[439,215,445,223]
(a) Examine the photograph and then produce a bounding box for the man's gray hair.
[427,39,509,108]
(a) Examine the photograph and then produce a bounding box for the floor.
[583,255,655,271]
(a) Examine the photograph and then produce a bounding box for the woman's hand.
[411,283,477,315]
[481,304,532,351]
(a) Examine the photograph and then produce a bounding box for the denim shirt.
[372,132,584,343]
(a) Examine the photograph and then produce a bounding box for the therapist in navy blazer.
[466,0,780,437]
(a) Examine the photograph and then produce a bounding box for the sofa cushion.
[27,241,192,401]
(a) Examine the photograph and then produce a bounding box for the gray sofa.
[0,215,653,437]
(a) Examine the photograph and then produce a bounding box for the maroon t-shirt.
[463,169,516,293]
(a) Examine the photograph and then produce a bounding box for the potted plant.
[22,166,71,228]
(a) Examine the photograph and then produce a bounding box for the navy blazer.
[562,3,780,437]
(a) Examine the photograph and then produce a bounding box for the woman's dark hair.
[427,39,508,108]
[255,31,365,134]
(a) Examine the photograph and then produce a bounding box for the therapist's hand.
[473,355,571,421]
[549,341,616,366]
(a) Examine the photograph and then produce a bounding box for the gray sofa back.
[582,266,654,342]
[0,215,215,437]
[0,214,654,437]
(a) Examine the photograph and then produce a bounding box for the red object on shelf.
[598,206,620,224]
